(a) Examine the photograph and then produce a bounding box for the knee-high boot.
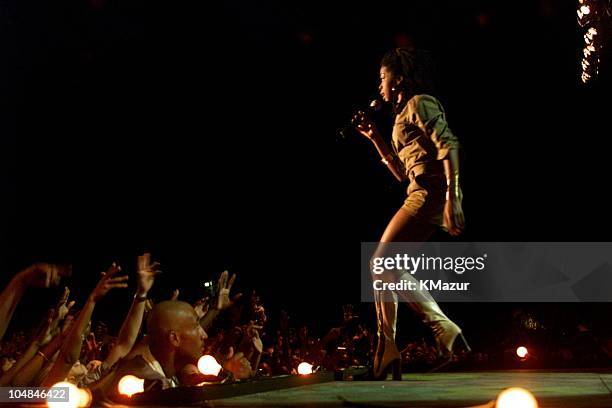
[373,288,401,380]
[395,272,470,358]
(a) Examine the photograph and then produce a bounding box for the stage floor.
[207,369,612,408]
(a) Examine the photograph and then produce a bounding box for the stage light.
[581,72,591,83]
[47,381,90,408]
[198,355,222,376]
[117,375,145,397]
[496,387,538,408]
[576,0,604,82]
[76,389,91,407]
[516,346,528,359]
[297,362,314,375]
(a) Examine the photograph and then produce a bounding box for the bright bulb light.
[297,362,313,375]
[496,387,538,408]
[197,355,222,376]
[580,5,590,15]
[47,382,88,408]
[77,389,91,407]
[516,346,528,358]
[117,375,144,397]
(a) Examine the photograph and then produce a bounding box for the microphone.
[338,99,383,139]
[367,99,383,112]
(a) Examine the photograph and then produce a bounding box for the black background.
[2,0,611,353]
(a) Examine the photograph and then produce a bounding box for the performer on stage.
[353,48,469,380]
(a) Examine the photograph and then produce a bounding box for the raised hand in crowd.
[216,270,241,311]
[0,309,56,386]
[223,351,253,380]
[194,297,210,320]
[17,263,72,289]
[90,263,128,303]
[102,253,161,369]
[0,263,71,341]
[49,287,76,335]
[171,289,180,301]
[42,262,127,386]
[242,324,263,376]
[200,270,242,331]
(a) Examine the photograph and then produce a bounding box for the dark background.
[1,0,611,360]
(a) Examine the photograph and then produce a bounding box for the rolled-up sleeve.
[409,95,459,161]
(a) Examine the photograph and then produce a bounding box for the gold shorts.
[403,172,446,227]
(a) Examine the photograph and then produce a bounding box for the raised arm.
[0,310,55,386]
[0,263,70,340]
[199,271,242,331]
[11,315,74,386]
[41,263,127,386]
[353,111,406,183]
[104,253,160,367]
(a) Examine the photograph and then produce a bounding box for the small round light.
[197,355,222,376]
[297,362,313,375]
[580,5,590,15]
[496,387,538,408]
[117,375,144,397]
[516,346,528,358]
[77,388,91,407]
[47,382,82,408]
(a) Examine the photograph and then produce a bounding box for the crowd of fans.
[0,256,382,403]
[1,256,610,404]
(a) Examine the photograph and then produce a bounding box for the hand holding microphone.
[338,99,382,140]
[352,99,382,141]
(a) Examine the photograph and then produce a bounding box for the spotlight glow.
[516,346,528,358]
[496,387,538,408]
[197,355,222,376]
[117,375,145,397]
[297,362,313,375]
[580,5,590,15]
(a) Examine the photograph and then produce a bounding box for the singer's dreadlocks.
[381,48,438,113]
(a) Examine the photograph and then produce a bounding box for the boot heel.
[458,332,471,353]
[391,359,402,381]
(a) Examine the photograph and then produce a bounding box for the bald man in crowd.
[97,300,207,398]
